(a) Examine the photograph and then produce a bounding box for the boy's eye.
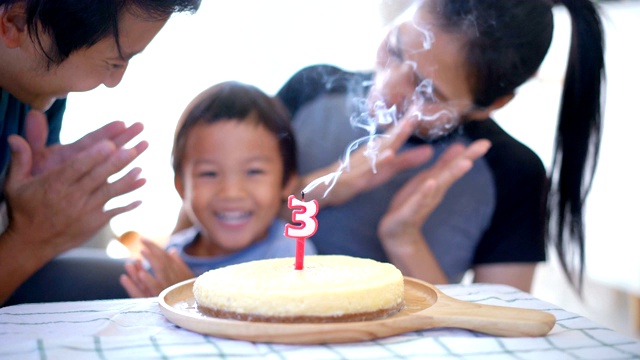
[198,170,218,178]
[247,168,265,176]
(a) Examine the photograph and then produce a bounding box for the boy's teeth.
[218,211,250,222]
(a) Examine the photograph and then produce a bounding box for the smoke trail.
[301,16,460,198]
[300,99,396,198]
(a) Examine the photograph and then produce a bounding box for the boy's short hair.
[0,0,201,67]
[173,81,297,185]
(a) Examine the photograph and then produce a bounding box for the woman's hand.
[300,119,434,207]
[378,139,491,282]
[120,238,194,298]
[379,139,491,241]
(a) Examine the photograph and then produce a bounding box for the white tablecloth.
[1,284,639,359]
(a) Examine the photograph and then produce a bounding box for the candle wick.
[301,191,305,201]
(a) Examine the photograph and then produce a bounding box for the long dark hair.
[429,0,605,292]
[0,0,200,67]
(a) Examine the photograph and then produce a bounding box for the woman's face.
[368,7,476,140]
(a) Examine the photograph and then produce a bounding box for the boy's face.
[176,118,292,256]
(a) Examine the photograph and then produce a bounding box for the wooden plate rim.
[158,276,441,343]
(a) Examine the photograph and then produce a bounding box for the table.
[1,284,639,359]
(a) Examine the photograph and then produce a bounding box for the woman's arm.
[473,263,537,293]
[381,228,449,284]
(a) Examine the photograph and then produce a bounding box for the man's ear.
[0,3,28,49]
[466,93,515,120]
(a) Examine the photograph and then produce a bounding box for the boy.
[121,82,316,297]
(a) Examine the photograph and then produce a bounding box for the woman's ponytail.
[547,0,605,293]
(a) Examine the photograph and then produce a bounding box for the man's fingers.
[66,121,144,156]
[103,201,143,222]
[111,122,145,148]
[73,146,144,206]
[96,167,146,207]
[71,121,126,150]
[131,140,149,157]
[24,110,49,153]
[6,136,33,185]
[58,140,117,182]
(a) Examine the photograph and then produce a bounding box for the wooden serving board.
[158,277,555,344]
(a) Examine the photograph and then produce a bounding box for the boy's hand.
[120,238,194,298]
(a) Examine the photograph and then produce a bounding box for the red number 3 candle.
[284,194,319,270]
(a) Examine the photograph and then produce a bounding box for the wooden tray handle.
[413,292,556,337]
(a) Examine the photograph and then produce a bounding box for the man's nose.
[103,66,127,88]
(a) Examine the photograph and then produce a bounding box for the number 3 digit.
[284,195,319,238]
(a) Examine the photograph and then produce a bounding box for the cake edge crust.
[197,300,405,323]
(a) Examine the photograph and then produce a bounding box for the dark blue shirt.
[165,219,317,276]
[0,89,66,200]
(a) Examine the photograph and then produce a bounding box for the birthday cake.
[193,255,405,323]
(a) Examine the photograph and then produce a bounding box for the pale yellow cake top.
[193,255,405,317]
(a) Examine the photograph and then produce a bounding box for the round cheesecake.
[193,255,405,323]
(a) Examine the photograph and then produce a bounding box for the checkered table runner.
[1,284,639,359]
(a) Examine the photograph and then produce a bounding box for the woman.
[279,0,604,292]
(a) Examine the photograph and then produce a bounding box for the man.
[0,0,201,305]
